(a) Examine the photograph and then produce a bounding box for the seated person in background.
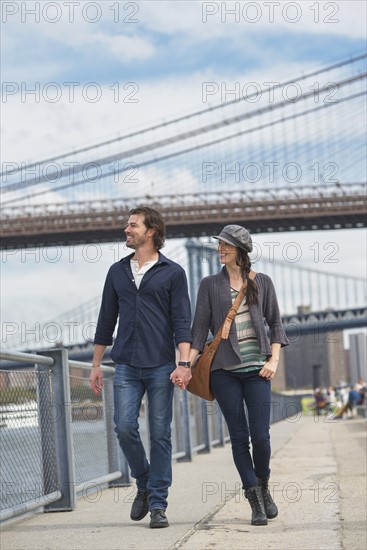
[355,378,367,393]
[325,385,339,413]
[335,384,366,419]
[313,388,327,416]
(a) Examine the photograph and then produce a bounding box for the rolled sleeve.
[170,269,192,344]
[263,277,289,348]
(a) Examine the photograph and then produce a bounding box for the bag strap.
[221,270,256,339]
[221,283,246,340]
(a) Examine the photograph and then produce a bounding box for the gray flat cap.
[213,225,253,252]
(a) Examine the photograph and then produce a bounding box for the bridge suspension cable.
[2,74,366,199]
[1,52,365,178]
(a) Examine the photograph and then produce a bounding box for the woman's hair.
[129,206,166,250]
[236,248,258,305]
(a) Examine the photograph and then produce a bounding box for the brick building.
[279,329,349,390]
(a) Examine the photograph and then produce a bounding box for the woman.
[188,225,289,526]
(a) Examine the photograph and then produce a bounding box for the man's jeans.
[114,363,175,511]
[211,368,271,490]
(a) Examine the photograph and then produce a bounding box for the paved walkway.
[1,415,366,550]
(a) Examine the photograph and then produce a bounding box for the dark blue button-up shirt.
[94,252,192,367]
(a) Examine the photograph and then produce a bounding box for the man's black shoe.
[130,489,149,521]
[149,509,169,528]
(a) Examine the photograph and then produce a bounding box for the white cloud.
[39,23,155,62]
[1,74,207,164]
[93,32,155,61]
[1,3,155,83]
[2,1,365,87]
[139,1,366,40]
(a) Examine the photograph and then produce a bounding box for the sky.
[1,0,366,349]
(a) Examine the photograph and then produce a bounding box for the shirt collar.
[120,251,169,265]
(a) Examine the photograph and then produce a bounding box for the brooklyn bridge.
[1,54,366,353]
[1,54,366,249]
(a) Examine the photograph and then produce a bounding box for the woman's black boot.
[257,477,278,519]
[244,486,268,525]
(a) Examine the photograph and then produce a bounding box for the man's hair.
[129,205,165,250]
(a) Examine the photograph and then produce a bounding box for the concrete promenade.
[1,415,366,550]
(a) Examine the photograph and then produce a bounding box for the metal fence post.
[180,390,192,461]
[36,363,59,499]
[200,400,212,452]
[37,349,76,511]
[103,373,130,486]
[173,387,184,456]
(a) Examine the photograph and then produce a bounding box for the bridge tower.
[185,239,203,312]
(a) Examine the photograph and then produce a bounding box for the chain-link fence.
[0,369,59,511]
[69,374,109,488]
[1,348,303,522]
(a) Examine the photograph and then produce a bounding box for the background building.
[348,332,367,383]
[281,330,349,390]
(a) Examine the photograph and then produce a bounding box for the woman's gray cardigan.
[191,268,289,371]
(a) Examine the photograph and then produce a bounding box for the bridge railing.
[0,348,304,522]
[0,348,126,522]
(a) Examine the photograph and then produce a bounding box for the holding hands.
[170,346,200,390]
[170,363,192,390]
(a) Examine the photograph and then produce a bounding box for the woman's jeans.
[113,363,175,510]
[210,368,271,490]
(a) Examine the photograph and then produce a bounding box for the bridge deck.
[1,185,366,247]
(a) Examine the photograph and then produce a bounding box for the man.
[89,206,192,528]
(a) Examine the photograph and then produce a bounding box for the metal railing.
[0,348,126,521]
[0,348,304,522]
